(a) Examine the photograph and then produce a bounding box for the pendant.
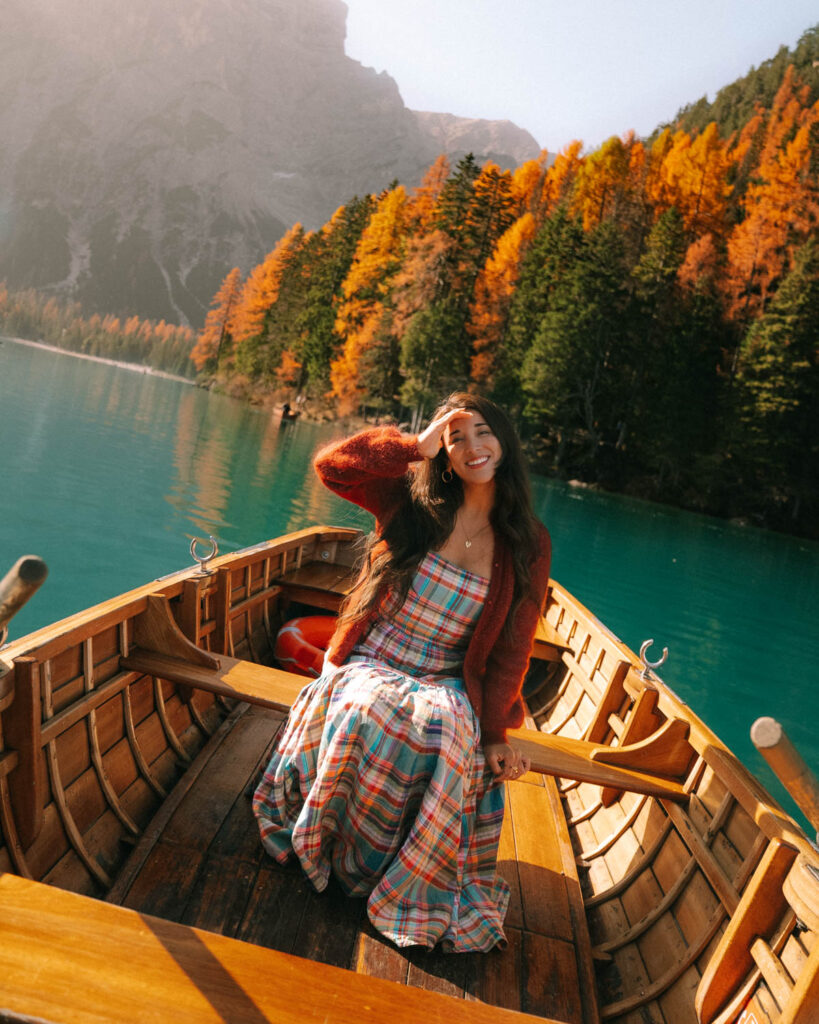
[465,540,472,549]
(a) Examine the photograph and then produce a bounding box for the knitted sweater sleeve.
[480,525,552,746]
[313,426,423,521]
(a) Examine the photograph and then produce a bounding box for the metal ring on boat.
[190,536,219,576]
[639,638,668,679]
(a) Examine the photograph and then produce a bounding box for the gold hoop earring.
[441,468,453,483]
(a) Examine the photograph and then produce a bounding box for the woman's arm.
[314,409,469,520]
[313,427,422,520]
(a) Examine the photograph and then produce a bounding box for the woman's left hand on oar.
[484,743,530,781]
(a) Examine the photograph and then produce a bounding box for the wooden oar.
[0,556,48,639]
[751,716,819,836]
[507,723,691,801]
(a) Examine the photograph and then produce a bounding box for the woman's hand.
[484,743,531,782]
[417,408,470,459]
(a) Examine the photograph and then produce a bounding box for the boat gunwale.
[0,526,360,665]
[544,579,817,858]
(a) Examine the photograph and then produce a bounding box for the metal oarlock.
[639,638,668,679]
[190,536,218,576]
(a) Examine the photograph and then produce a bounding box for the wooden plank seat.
[122,646,308,714]
[0,870,563,1024]
[121,596,691,802]
[274,561,358,612]
[120,595,309,712]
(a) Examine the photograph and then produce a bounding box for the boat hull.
[0,525,816,1023]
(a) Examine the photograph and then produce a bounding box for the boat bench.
[121,596,690,802]
[0,870,561,1024]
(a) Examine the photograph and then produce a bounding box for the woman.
[253,392,551,952]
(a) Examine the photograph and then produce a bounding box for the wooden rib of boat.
[0,525,816,1024]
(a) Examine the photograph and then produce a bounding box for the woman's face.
[442,409,503,486]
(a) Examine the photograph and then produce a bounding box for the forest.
[0,287,196,379]
[1,29,816,537]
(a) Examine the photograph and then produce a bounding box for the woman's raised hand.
[417,408,470,459]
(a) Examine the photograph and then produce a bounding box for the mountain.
[0,0,540,326]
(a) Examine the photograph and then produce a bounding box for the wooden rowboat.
[0,526,817,1023]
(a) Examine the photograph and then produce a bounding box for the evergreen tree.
[732,239,819,527]
[398,156,516,415]
[520,219,630,476]
[295,195,374,394]
[628,208,723,488]
[501,207,585,410]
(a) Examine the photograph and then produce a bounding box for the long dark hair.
[340,392,541,632]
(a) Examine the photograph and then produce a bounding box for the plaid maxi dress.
[252,551,510,952]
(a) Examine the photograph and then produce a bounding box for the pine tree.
[398,156,516,415]
[502,207,585,410]
[733,238,819,526]
[292,194,374,395]
[520,219,630,476]
[628,209,720,484]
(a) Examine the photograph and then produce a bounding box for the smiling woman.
[252,391,552,951]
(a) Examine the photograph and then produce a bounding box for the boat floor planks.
[106,701,591,1023]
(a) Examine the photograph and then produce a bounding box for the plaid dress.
[252,551,510,952]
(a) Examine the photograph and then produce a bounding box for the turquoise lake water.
[2,338,818,829]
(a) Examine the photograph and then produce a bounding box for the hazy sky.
[343,1,817,152]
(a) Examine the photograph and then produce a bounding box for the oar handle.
[0,556,48,637]
[751,716,819,836]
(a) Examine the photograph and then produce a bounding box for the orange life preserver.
[274,615,336,677]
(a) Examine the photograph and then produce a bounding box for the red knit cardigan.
[314,426,552,746]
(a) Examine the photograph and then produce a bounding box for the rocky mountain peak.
[0,0,540,325]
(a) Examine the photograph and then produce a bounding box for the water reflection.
[167,388,235,536]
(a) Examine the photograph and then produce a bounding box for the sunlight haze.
[343,0,818,151]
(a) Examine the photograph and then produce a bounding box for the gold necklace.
[460,518,492,549]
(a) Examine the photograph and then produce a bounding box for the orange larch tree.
[539,140,582,217]
[511,153,548,218]
[468,212,537,386]
[405,154,450,233]
[190,266,242,371]
[570,135,632,230]
[232,225,305,349]
[331,186,408,413]
[654,123,733,239]
[725,68,819,323]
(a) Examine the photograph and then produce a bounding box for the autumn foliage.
[192,31,818,537]
[0,287,196,377]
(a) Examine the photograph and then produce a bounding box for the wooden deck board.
[0,870,561,1024]
[102,702,593,1022]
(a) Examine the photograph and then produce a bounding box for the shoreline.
[0,335,195,385]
